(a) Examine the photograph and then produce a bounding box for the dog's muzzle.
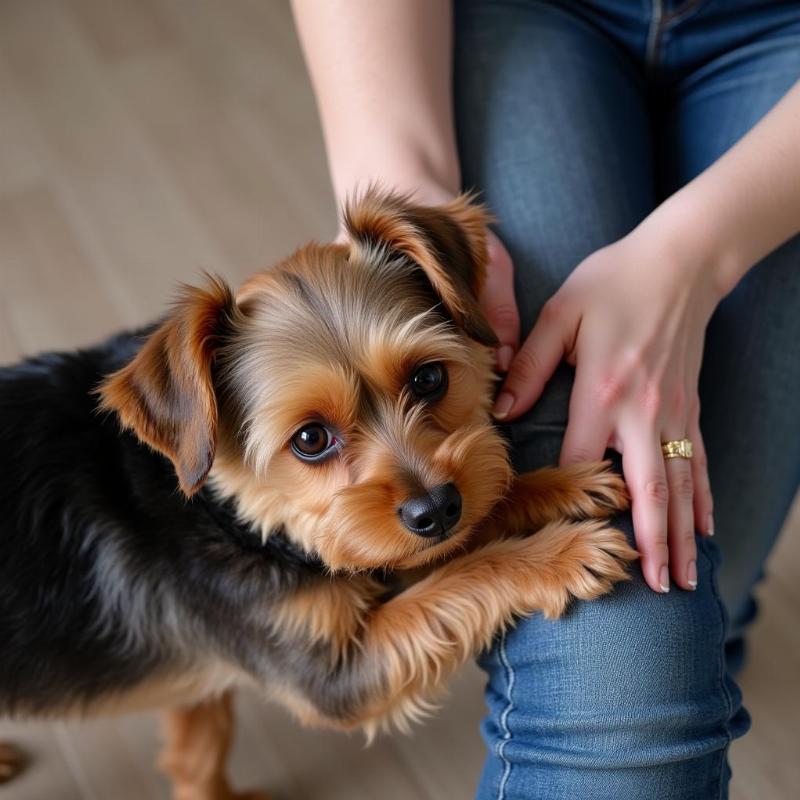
[398,483,463,538]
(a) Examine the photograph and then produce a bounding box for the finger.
[663,429,698,591]
[621,426,671,593]
[688,413,714,537]
[492,300,568,421]
[559,367,614,465]
[479,232,519,371]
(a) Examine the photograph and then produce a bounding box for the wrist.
[329,146,461,211]
[632,189,743,301]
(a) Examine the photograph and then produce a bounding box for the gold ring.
[661,438,693,459]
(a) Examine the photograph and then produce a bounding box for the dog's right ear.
[343,189,499,347]
[98,276,237,497]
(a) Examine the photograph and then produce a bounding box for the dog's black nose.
[398,483,462,537]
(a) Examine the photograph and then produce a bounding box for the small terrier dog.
[0,190,635,799]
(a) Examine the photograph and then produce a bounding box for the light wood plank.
[0,721,83,800]
[68,0,173,64]
[0,305,22,365]
[0,0,226,319]
[52,719,157,800]
[0,185,124,354]
[234,691,433,800]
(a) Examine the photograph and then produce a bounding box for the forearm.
[291,0,459,204]
[640,79,800,295]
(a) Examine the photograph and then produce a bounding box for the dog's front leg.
[280,521,636,733]
[496,461,629,532]
[159,691,269,800]
[363,520,636,725]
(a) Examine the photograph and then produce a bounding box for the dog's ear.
[98,276,237,496]
[343,189,499,346]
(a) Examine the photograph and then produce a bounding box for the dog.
[0,190,635,799]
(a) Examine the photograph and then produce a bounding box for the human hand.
[479,229,519,371]
[492,225,722,593]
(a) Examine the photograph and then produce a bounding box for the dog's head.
[100,190,511,571]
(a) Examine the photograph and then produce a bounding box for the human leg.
[657,0,800,662]
[453,2,749,797]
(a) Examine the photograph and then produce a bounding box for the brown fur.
[160,693,269,800]
[68,190,635,799]
[99,278,241,495]
[344,189,498,346]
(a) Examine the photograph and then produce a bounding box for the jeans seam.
[496,631,516,800]
[705,541,735,799]
[645,0,664,74]
[662,0,707,26]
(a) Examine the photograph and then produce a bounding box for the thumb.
[479,231,520,372]
[492,299,569,421]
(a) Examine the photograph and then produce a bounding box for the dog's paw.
[533,520,638,619]
[549,461,630,519]
[510,462,629,531]
[0,742,26,785]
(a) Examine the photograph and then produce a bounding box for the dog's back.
[0,331,318,717]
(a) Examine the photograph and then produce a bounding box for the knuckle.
[693,451,708,473]
[564,446,596,464]
[667,385,687,419]
[487,236,513,274]
[637,381,662,419]
[643,529,669,551]
[509,347,543,384]
[620,345,648,374]
[642,478,669,508]
[593,373,625,410]
[488,302,518,330]
[538,297,564,324]
[680,528,697,547]
[672,471,694,501]
[506,348,545,391]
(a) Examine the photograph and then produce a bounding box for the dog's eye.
[290,424,337,462]
[410,362,448,401]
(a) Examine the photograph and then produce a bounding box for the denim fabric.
[452,1,800,797]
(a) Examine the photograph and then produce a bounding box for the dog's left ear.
[98,276,237,497]
[343,190,498,346]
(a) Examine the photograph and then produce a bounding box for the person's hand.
[492,225,722,593]
[478,228,519,371]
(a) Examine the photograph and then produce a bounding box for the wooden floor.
[0,1,797,797]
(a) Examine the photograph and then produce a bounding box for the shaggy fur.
[0,190,635,800]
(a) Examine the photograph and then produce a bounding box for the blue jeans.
[453,1,800,797]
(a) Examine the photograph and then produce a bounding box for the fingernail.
[707,513,715,536]
[687,560,697,590]
[496,345,514,373]
[659,565,670,593]
[492,392,514,419]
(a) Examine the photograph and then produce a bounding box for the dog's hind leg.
[159,692,269,800]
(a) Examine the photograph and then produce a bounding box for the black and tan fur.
[0,191,635,799]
